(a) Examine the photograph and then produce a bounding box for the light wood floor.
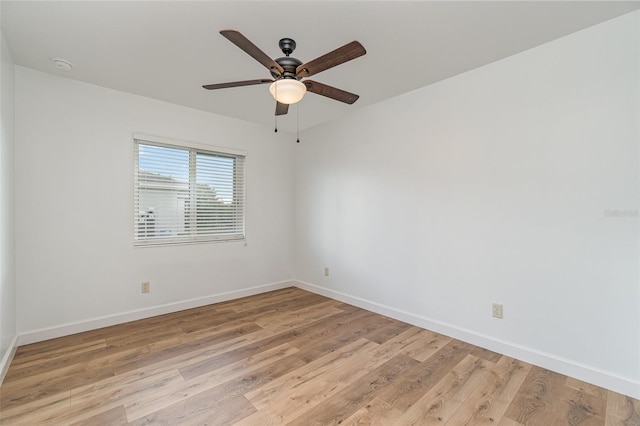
[1,287,638,425]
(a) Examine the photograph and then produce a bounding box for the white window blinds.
[134,137,245,246]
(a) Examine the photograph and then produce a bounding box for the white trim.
[294,280,640,399]
[0,335,19,385]
[134,238,247,249]
[17,280,294,346]
[132,132,247,157]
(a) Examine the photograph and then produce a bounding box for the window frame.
[133,133,246,247]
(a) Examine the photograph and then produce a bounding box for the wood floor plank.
[48,326,275,417]
[8,339,107,369]
[12,332,108,359]
[3,342,116,384]
[245,338,378,410]
[112,323,269,375]
[130,352,308,426]
[444,355,532,425]
[340,396,404,426]
[392,354,489,425]
[360,316,414,345]
[255,301,344,334]
[283,354,421,425]
[1,287,638,425]
[219,287,310,313]
[126,343,298,421]
[71,369,184,410]
[376,339,476,412]
[1,364,116,412]
[176,330,300,381]
[499,417,525,426]
[36,344,295,425]
[288,309,395,362]
[128,392,257,426]
[8,370,185,424]
[567,377,609,400]
[565,386,607,426]
[0,389,70,424]
[113,328,277,379]
[238,354,419,426]
[180,292,330,334]
[69,405,129,426]
[503,365,579,425]
[359,326,424,359]
[605,391,640,426]
[466,344,504,364]
[402,329,453,362]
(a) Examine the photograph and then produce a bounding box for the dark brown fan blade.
[296,41,366,78]
[202,79,273,90]
[220,30,284,76]
[275,102,289,116]
[304,80,359,104]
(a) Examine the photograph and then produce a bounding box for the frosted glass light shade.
[269,79,306,104]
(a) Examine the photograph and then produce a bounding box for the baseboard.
[295,280,640,399]
[0,335,18,385]
[17,280,295,346]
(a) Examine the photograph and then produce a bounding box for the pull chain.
[274,82,278,132]
[296,102,300,143]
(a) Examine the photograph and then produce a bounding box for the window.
[133,135,245,246]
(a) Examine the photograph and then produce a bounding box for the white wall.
[0,12,17,374]
[295,12,640,397]
[14,67,295,337]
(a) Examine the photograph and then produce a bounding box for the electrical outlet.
[324,267,330,277]
[141,282,150,293]
[492,303,503,319]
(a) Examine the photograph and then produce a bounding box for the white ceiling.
[3,1,639,132]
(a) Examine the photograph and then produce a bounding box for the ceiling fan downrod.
[272,38,303,80]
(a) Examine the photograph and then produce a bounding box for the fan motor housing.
[272,56,302,79]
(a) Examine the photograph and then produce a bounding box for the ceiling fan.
[203,30,366,116]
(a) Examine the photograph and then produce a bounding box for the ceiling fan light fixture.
[269,79,306,104]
